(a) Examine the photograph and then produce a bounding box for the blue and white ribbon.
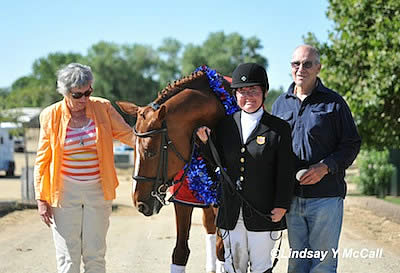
[185,65,238,204]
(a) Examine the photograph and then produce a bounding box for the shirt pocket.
[309,108,334,136]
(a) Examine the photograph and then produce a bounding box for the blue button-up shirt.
[272,78,361,198]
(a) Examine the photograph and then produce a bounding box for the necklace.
[80,135,85,146]
[68,119,91,146]
[80,120,91,146]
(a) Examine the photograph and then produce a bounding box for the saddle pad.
[169,170,208,207]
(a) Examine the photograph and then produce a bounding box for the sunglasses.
[70,87,92,99]
[291,61,314,69]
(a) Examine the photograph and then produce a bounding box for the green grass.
[384,196,400,206]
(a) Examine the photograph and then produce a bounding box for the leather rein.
[132,119,196,206]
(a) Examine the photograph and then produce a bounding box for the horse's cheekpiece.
[256,136,266,145]
[132,119,193,209]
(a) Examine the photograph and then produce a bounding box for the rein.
[132,119,196,206]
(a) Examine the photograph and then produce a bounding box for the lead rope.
[207,134,283,272]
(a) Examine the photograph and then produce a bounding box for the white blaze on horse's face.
[132,137,140,192]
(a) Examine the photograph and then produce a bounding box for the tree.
[265,87,284,112]
[4,32,270,117]
[4,52,83,108]
[182,31,268,76]
[86,41,160,106]
[0,88,9,120]
[31,52,84,105]
[305,0,400,149]
[157,38,182,90]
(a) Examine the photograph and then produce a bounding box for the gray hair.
[56,63,94,96]
[293,45,321,64]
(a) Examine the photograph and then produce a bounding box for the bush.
[356,149,395,197]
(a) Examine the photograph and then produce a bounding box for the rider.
[197,63,295,273]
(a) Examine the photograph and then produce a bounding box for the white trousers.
[51,181,112,273]
[221,210,279,273]
[205,233,226,273]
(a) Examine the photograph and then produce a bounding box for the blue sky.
[1,0,333,90]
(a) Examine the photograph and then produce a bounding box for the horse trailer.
[0,122,17,176]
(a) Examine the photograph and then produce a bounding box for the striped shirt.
[61,119,100,184]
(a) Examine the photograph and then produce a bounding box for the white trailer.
[0,122,17,176]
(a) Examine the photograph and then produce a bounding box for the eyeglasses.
[291,61,314,69]
[236,89,262,97]
[70,87,92,99]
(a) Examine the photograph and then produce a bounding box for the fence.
[21,167,35,204]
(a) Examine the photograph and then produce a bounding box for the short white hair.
[293,45,320,64]
[56,63,94,96]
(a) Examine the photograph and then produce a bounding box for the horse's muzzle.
[137,202,153,216]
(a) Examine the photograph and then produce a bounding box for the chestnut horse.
[117,68,236,273]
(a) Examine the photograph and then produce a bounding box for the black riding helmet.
[231,63,269,94]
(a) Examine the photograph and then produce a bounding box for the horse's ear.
[116,101,139,117]
[157,105,166,121]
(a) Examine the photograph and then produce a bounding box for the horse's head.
[117,102,172,216]
[117,69,234,216]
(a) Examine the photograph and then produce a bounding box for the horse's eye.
[144,149,156,159]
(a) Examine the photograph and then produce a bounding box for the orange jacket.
[34,97,134,206]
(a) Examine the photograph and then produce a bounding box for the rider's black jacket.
[201,110,295,231]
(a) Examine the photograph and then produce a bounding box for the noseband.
[133,119,195,206]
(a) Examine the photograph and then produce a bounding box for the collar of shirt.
[240,107,264,143]
[285,77,329,99]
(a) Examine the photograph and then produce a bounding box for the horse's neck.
[164,90,224,179]
[166,90,224,133]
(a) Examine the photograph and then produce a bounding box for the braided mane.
[154,70,207,105]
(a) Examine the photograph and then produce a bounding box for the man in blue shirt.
[272,45,361,273]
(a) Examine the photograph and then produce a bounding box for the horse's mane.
[154,70,207,105]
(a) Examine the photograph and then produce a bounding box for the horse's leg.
[202,207,225,273]
[171,203,193,273]
[202,207,217,234]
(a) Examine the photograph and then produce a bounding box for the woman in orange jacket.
[34,63,134,273]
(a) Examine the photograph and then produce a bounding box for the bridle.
[132,118,196,206]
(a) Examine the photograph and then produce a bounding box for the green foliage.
[305,0,400,149]
[384,196,400,206]
[0,88,9,114]
[31,52,84,105]
[1,52,83,109]
[4,32,269,111]
[157,38,182,90]
[265,88,284,112]
[86,41,160,106]
[181,31,268,76]
[356,149,395,197]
